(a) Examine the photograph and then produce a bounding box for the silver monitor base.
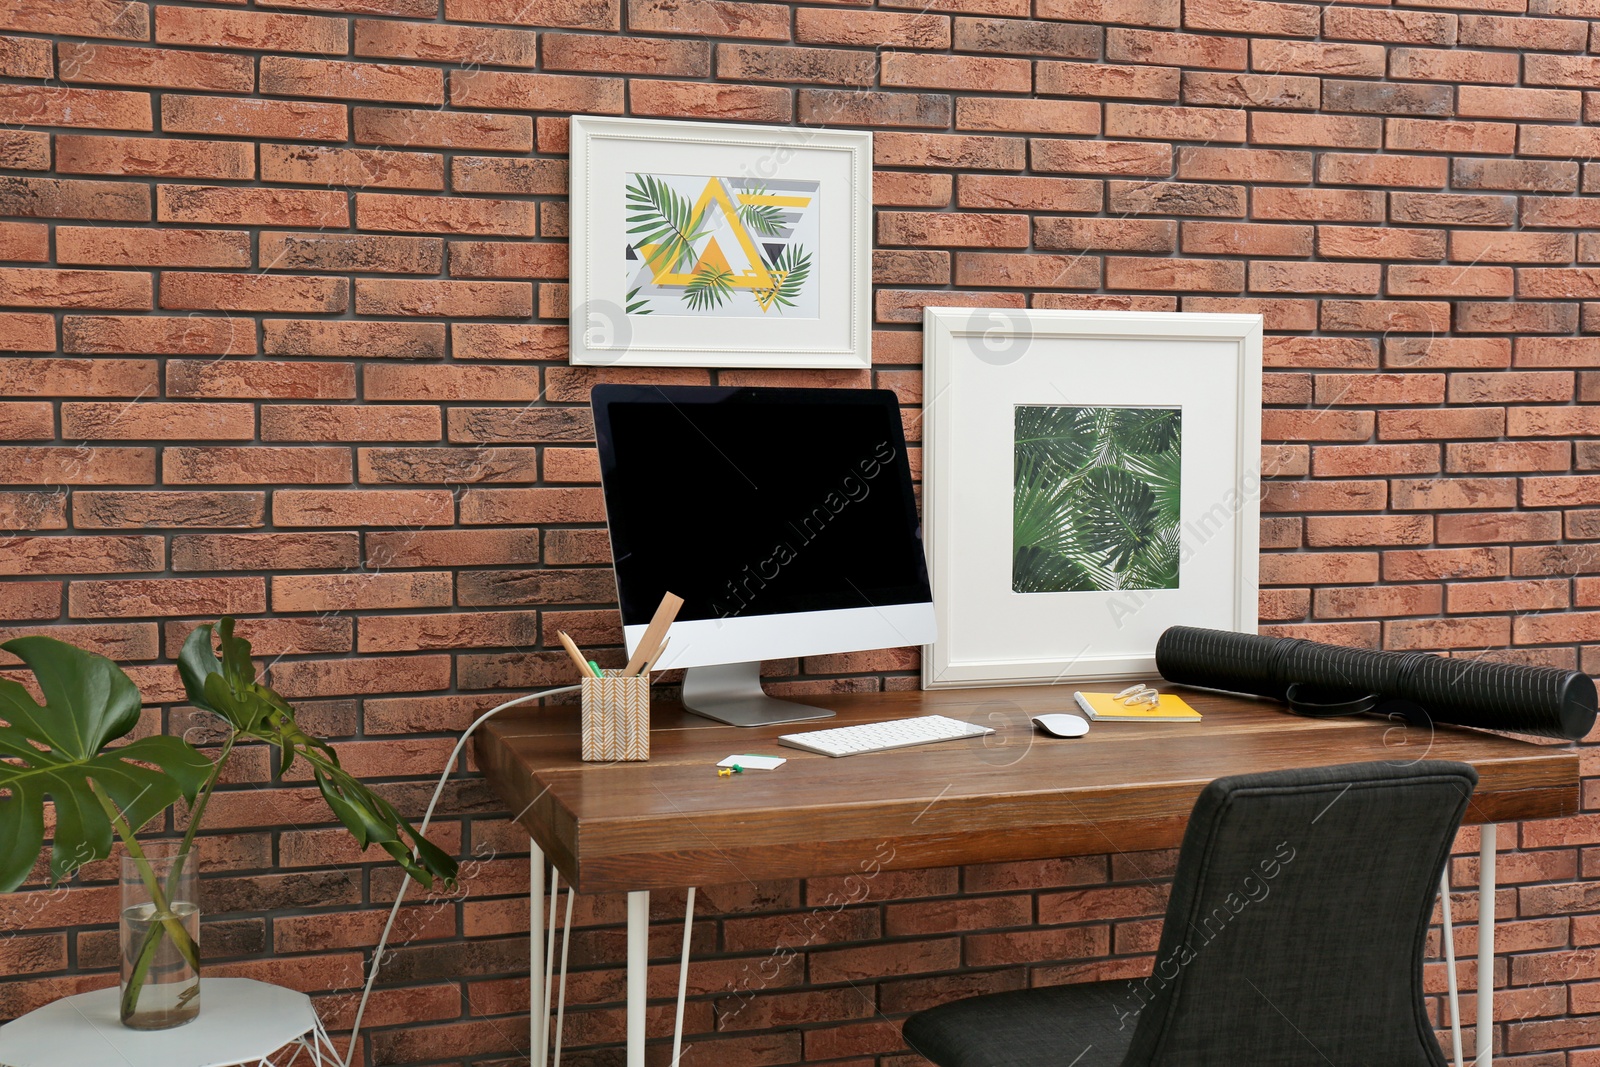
[681,661,836,727]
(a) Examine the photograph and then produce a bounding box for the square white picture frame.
[568,116,871,369]
[921,307,1264,689]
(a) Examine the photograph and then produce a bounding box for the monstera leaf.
[179,620,457,889]
[0,637,212,892]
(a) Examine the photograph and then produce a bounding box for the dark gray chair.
[903,759,1478,1067]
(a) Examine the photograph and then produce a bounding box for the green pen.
[587,659,603,677]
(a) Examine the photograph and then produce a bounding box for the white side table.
[0,977,339,1067]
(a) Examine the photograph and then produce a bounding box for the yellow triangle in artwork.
[694,236,733,276]
[753,270,789,311]
[637,177,815,304]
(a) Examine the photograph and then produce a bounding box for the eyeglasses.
[1115,683,1160,708]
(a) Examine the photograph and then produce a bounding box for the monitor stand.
[681,661,837,727]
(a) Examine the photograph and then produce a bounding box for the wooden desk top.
[475,683,1581,893]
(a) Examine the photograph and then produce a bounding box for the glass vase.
[120,843,201,1030]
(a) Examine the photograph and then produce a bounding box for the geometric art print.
[624,174,819,318]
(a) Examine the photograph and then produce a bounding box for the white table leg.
[672,888,697,1067]
[554,887,575,1067]
[531,847,546,1067]
[628,890,649,1067]
[1441,869,1463,1067]
[544,867,561,1063]
[1477,823,1497,1066]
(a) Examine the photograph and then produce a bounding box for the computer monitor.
[592,384,937,726]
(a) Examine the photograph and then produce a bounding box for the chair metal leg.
[1441,868,1463,1067]
[530,847,547,1067]
[628,891,649,1067]
[1476,824,1496,1066]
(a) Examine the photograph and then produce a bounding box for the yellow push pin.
[717,767,734,777]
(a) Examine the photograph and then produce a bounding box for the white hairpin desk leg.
[628,890,649,1067]
[1477,823,1497,1067]
[544,868,561,1062]
[672,887,696,1066]
[1441,868,1463,1067]
[531,847,547,1067]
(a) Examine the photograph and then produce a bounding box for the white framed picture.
[921,308,1263,689]
[568,116,871,369]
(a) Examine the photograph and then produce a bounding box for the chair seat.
[902,980,1136,1067]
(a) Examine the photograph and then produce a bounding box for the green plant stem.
[121,918,165,1018]
[171,733,232,880]
[90,781,199,963]
[120,733,236,1015]
[90,782,201,1019]
[291,738,347,779]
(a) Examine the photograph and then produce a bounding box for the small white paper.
[718,754,786,770]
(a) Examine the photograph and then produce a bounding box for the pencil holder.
[581,670,650,762]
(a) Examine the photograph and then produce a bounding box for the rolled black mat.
[1155,625,1597,741]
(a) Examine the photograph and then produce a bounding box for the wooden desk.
[476,683,1580,1067]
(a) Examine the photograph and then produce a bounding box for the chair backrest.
[1119,759,1477,1067]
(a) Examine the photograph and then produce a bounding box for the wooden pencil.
[557,630,599,678]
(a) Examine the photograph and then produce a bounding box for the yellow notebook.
[1074,691,1202,723]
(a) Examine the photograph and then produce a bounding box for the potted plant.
[0,618,457,1029]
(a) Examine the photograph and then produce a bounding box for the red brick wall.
[3,0,1600,1063]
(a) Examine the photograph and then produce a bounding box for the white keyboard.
[777,715,995,758]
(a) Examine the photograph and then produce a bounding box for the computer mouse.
[1032,714,1089,738]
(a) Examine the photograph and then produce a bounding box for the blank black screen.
[593,386,932,626]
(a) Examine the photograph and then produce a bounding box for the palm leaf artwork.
[682,265,735,311]
[625,174,710,275]
[752,244,812,313]
[1115,406,1180,456]
[1074,467,1165,572]
[1122,527,1182,590]
[735,183,787,236]
[625,173,820,316]
[1012,453,1114,593]
[1012,405,1183,594]
[1125,447,1181,531]
[1015,405,1101,483]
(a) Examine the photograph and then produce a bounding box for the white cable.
[342,684,581,1067]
